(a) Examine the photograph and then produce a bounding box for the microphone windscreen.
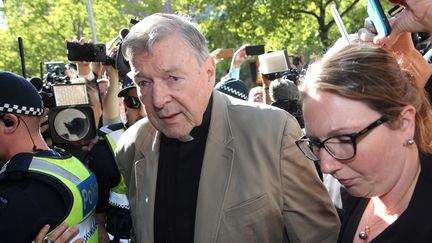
[119,28,129,39]
[29,77,44,91]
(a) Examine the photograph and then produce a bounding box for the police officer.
[96,72,146,242]
[0,72,98,242]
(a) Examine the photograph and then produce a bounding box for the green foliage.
[0,0,398,80]
[0,0,162,77]
[172,0,368,82]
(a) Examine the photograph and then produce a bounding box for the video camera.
[258,51,301,83]
[31,75,97,145]
[66,18,138,78]
[44,61,70,84]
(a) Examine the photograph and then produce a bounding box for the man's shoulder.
[115,117,154,160]
[226,97,294,124]
[121,117,154,144]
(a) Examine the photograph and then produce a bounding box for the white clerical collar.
[178,134,194,142]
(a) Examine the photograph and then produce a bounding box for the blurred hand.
[388,0,432,34]
[210,48,222,64]
[34,223,82,243]
[358,17,416,57]
[231,44,251,69]
[359,11,432,87]
[81,136,99,152]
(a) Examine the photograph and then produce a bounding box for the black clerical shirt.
[154,97,212,243]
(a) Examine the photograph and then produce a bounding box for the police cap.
[0,71,44,116]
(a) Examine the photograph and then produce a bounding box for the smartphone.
[245,45,265,56]
[67,42,107,62]
[367,0,391,36]
[216,48,234,59]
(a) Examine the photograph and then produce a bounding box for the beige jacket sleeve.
[280,115,341,242]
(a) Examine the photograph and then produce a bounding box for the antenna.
[39,61,43,79]
[18,37,27,78]
[331,4,350,45]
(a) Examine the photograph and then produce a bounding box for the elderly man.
[115,13,340,243]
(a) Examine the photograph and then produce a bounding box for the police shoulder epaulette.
[98,123,125,135]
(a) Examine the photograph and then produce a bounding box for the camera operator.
[0,72,98,242]
[97,72,146,243]
[269,78,304,128]
[60,37,144,243]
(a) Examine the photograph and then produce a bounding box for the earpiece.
[0,115,14,127]
[1,118,14,127]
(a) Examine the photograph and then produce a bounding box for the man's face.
[124,88,146,126]
[131,35,215,139]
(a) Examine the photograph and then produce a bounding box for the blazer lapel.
[194,91,234,243]
[134,128,161,243]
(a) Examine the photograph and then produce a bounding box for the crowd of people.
[1,0,432,242]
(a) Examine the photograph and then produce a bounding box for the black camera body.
[31,78,97,145]
[45,62,70,84]
[67,42,107,63]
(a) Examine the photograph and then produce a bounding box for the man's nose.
[152,80,171,109]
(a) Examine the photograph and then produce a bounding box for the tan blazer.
[115,91,340,243]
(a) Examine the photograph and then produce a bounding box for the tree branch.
[324,0,334,8]
[286,7,320,20]
[339,0,360,18]
[325,0,360,29]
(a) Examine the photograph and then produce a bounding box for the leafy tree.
[171,0,370,82]
[0,0,162,77]
[0,0,396,81]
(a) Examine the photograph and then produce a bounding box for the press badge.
[77,173,98,216]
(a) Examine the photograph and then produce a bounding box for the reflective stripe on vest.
[29,157,98,243]
[105,128,125,153]
[108,232,131,243]
[109,191,130,209]
[105,129,130,209]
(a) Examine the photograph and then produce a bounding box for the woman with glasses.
[296,43,432,242]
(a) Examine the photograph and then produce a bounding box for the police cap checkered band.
[0,72,44,116]
[215,78,249,101]
[0,103,44,116]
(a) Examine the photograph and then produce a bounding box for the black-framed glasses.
[296,116,389,161]
[123,96,141,109]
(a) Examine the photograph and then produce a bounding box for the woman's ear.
[400,105,416,138]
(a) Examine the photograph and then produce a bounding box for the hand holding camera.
[231,44,252,68]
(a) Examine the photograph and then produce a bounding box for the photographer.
[98,72,146,243]
[61,38,140,243]
[0,72,97,242]
[269,78,304,128]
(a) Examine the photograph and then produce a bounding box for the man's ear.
[1,114,19,134]
[204,55,216,85]
[2,117,14,127]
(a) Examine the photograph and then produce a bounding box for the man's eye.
[137,80,150,87]
[169,76,179,81]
